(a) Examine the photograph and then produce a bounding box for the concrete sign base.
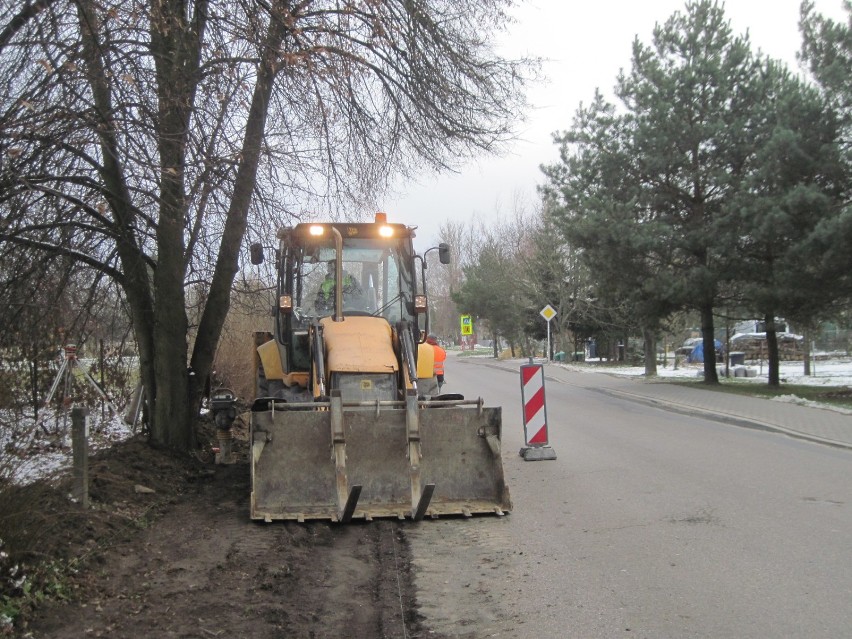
[519,445,557,461]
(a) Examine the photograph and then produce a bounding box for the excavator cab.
[249,213,511,522]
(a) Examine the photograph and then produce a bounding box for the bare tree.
[0,0,532,450]
[451,205,536,356]
[428,219,470,342]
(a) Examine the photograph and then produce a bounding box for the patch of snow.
[556,358,852,387]
[730,332,804,341]
[773,394,813,406]
[1,411,134,486]
[770,394,852,415]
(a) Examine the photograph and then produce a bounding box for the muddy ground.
[6,419,437,638]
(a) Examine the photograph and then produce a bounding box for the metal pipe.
[401,324,419,394]
[312,322,327,397]
[331,226,344,322]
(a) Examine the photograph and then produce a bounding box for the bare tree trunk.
[802,326,812,376]
[189,10,286,416]
[643,327,657,377]
[147,0,210,450]
[700,303,719,384]
[723,320,731,378]
[76,0,161,440]
[765,314,780,387]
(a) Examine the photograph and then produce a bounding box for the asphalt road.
[407,356,852,639]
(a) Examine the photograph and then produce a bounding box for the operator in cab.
[314,259,362,314]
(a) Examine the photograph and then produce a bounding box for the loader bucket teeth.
[339,485,362,523]
[412,483,435,521]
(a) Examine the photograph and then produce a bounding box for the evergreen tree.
[615,0,768,383]
[726,59,847,385]
[799,1,852,311]
[545,1,773,383]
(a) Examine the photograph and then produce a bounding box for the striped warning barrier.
[519,363,557,461]
[521,364,548,444]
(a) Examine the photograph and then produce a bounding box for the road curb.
[590,386,852,451]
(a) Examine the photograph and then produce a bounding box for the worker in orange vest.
[416,340,438,396]
[426,334,446,392]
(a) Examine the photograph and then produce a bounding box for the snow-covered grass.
[466,346,852,387]
[551,356,852,415]
[566,357,852,387]
[0,407,135,628]
[0,410,134,486]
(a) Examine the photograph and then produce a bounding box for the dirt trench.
[18,441,424,639]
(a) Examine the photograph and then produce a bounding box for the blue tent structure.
[688,339,723,363]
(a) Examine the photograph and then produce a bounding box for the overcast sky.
[369,0,848,252]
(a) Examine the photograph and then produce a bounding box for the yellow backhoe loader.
[244,213,511,522]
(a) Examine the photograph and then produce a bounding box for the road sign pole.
[547,318,551,361]
[539,304,557,362]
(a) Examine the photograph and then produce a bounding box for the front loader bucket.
[250,392,511,522]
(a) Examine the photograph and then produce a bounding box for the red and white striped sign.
[520,364,548,446]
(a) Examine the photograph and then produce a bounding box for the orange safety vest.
[432,344,446,376]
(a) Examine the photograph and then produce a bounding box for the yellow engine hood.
[320,316,399,374]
